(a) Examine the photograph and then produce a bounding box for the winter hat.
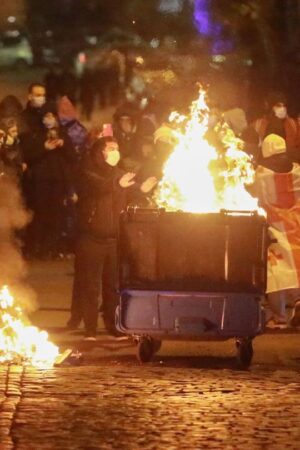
[98,123,114,138]
[262,134,286,158]
[57,96,78,122]
[154,124,178,146]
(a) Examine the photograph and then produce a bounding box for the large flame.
[0,286,59,368]
[154,89,260,213]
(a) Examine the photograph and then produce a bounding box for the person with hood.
[0,95,23,125]
[253,133,300,328]
[57,95,87,164]
[113,105,140,171]
[68,136,157,340]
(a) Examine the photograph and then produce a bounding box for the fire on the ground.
[0,285,59,368]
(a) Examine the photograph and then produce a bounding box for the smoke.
[0,172,36,312]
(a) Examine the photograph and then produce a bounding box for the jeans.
[71,234,118,336]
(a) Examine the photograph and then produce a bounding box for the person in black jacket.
[28,109,75,259]
[68,136,157,340]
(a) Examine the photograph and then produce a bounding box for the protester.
[0,117,26,181]
[57,95,88,164]
[129,135,162,207]
[113,105,140,171]
[20,83,49,133]
[252,91,300,162]
[253,133,300,327]
[60,67,78,105]
[44,66,62,102]
[0,95,24,126]
[28,108,75,259]
[68,136,157,340]
[20,83,55,171]
[80,69,96,120]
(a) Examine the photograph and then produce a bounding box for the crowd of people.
[1,74,300,339]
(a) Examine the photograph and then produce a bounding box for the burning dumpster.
[116,207,268,367]
[116,89,268,367]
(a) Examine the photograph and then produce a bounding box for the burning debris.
[0,285,59,368]
[154,89,260,213]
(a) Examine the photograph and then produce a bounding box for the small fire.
[154,89,260,213]
[0,285,59,368]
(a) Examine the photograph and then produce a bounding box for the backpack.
[64,119,88,159]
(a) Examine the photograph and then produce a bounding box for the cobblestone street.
[1,357,300,450]
[1,261,300,449]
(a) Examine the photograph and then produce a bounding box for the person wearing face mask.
[252,91,300,163]
[27,108,75,259]
[20,83,47,133]
[0,117,26,181]
[20,84,57,228]
[251,134,300,329]
[68,136,157,340]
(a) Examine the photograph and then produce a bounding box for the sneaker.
[83,336,97,342]
[290,301,300,327]
[266,318,287,329]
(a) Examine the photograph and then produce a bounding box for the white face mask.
[31,96,46,108]
[105,150,120,167]
[273,106,287,119]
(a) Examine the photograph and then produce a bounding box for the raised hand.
[119,172,136,188]
[140,176,158,193]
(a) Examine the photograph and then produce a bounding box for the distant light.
[132,20,136,25]
[150,38,160,49]
[7,16,16,23]
[78,52,87,64]
[46,30,53,37]
[86,36,97,45]
[135,56,144,65]
[212,54,226,63]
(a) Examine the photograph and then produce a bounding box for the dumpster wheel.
[235,338,253,368]
[137,337,161,363]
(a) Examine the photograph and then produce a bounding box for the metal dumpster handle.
[220,209,257,216]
